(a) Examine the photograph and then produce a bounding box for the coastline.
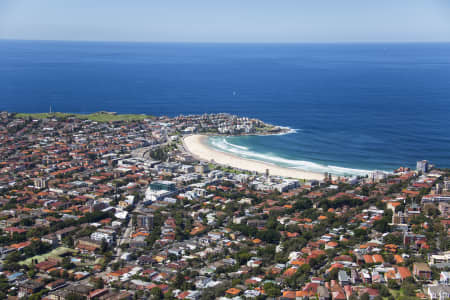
[183,134,324,181]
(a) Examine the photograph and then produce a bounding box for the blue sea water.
[1,40,450,175]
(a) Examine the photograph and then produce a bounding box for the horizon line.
[1,37,450,45]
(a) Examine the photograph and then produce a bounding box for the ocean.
[1,40,450,175]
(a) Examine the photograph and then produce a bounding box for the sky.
[0,0,450,43]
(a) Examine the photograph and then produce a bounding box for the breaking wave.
[208,136,381,177]
[222,139,249,151]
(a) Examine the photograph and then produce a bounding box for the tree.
[388,279,400,289]
[256,229,280,243]
[100,239,108,253]
[150,148,168,161]
[27,267,37,278]
[258,244,276,261]
[263,282,281,297]
[299,263,311,275]
[24,240,52,258]
[174,272,185,289]
[424,204,440,217]
[92,277,104,289]
[328,267,339,281]
[20,218,34,226]
[354,228,368,240]
[377,283,390,297]
[360,293,370,300]
[235,251,252,265]
[150,287,164,299]
[0,275,10,299]
[66,293,86,300]
[61,256,74,270]
[63,235,74,247]
[5,251,21,263]
[294,198,313,210]
[384,233,403,246]
[402,281,418,297]
[373,218,390,233]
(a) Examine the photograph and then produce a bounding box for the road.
[112,217,133,264]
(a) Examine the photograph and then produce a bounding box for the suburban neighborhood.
[0,111,449,300]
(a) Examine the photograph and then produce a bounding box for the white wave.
[251,126,299,137]
[223,139,249,151]
[209,136,383,176]
[273,127,299,136]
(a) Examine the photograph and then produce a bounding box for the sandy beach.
[183,134,324,181]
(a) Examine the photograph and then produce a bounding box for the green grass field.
[14,112,154,122]
[20,247,76,265]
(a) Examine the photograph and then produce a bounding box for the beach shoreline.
[183,134,324,181]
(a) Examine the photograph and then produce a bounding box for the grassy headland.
[14,111,154,122]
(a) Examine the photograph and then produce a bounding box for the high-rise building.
[136,214,154,230]
[416,160,429,173]
[33,178,47,189]
[444,180,450,192]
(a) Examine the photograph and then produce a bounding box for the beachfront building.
[250,177,300,193]
[369,170,387,182]
[417,160,429,173]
